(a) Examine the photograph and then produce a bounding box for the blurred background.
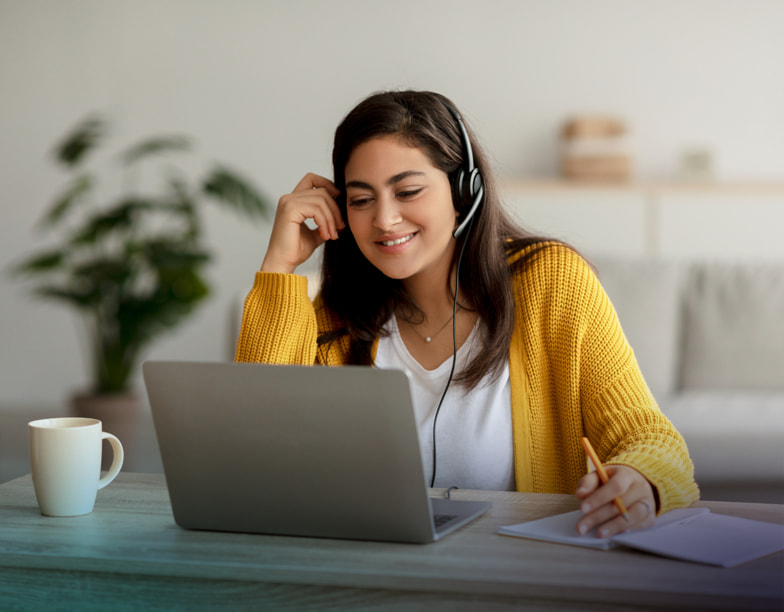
[1,1,783,488]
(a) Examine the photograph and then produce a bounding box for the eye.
[397,187,423,200]
[348,196,374,209]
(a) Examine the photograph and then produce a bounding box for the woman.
[236,90,699,538]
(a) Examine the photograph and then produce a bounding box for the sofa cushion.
[659,391,784,482]
[681,263,784,391]
[592,258,683,398]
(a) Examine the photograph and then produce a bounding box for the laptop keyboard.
[433,514,457,528]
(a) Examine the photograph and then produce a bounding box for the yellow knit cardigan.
[235,243,700,513]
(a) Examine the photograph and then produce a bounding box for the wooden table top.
[1,473,782,611]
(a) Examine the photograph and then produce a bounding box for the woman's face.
[344,136,458,286]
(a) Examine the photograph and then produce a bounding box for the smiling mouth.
[378,233,416,247]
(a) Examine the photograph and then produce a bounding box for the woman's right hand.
[261,173,344,274]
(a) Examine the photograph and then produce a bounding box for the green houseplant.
[12,115,270,415]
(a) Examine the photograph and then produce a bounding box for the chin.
[375,267,415,281]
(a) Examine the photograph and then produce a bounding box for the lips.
[377,232,416,247]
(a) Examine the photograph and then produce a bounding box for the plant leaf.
[73,259,131,288]
[121,135,192,166]
[202,167,270,220]
[114,270,210,355]
[68,199,149,245]
[55,116,106,167]
[34,284,100,308]
[38,174,92,229]
[155,268,210,307]
[144,239,211,270]
[9,249,66,276]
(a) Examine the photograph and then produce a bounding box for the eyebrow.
[345,170,426,190]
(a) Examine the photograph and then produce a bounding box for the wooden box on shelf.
[561,116,632,182]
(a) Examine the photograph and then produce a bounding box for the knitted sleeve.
[234,272,319,364]
[516,243,699,512]
[566,251,700,513]
[234,271,350,366]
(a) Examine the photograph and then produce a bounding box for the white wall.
[2,0,783,406]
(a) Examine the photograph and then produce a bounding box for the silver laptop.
[142,360,490,543]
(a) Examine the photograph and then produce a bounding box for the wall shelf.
[499,179,784,260]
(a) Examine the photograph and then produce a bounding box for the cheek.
[438,202,460,230]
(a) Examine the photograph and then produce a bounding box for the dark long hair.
[320,90,555,389]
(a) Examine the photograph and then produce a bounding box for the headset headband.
[442,102,484,239]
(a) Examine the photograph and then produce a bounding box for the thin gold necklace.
[405,312,455,343]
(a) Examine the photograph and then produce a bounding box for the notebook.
[499,507,784,567]
[142,360,490,543]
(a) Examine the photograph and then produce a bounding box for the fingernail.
[578,524,587,535]
[582,503,591,513]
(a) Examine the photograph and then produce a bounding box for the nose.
[372,195,402,232]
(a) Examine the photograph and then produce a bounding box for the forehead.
[344,136,439,182]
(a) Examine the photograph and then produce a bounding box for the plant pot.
[70,391,140,471]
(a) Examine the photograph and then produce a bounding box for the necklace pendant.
[425,337,432,343]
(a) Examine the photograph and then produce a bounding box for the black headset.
[443,103,485,239]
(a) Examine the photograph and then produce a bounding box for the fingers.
[261,174,345,273]
[282,193,341,240]
[574,471,600,499]
[579,465,629,511]
[575,465,656,538]
[289,173,344,238]
[294,172,341,198]
[580,497,656,538]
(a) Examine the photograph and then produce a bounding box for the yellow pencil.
[581,437,631,522]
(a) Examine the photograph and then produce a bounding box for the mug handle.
[97,432,124,489]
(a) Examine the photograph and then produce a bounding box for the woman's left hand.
[574,465,656,538]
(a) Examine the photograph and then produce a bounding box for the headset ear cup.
[457,168,480,204]
[468,168,483,199]
[454,168,469,214]
[455,168,466,199]
[471,168,485,200]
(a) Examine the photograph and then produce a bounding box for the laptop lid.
[142,361,489,543]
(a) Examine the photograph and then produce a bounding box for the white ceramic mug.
[28,417,124,517]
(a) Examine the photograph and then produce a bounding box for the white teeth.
[380,234,414,247]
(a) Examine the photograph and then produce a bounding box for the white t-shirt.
[374,316,515,491]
